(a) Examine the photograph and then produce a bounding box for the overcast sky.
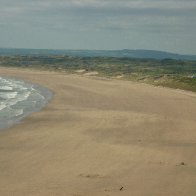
[0,0,196,54]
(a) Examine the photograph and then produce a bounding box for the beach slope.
[0,67,196,196]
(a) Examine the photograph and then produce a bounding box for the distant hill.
[0,48,196,60]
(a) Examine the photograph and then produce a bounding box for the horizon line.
[0,47,196,56]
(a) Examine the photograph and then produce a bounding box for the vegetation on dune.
[0,55,196,92]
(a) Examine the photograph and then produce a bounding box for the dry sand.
[0,67,196,196]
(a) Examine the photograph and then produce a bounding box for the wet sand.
[0,67,196,196]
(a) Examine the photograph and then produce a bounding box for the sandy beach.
[0,67,196,196]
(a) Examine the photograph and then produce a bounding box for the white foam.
[0,77,27,90]
[0,77,50,130]
[14,109,24,116]
[16,91,31,102]
[0,92,18,99]
[36,92,45,100]
[0,104,7,111]
[0,86,13,91]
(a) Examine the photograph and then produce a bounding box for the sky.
[0,0,196,54]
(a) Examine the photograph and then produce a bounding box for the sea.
[0,76,52,130]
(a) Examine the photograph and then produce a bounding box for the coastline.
[0,75,52,131]
[0,67,196,196]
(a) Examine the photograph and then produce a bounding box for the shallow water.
[0,76,52,130]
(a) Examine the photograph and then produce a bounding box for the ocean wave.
[0,86,13,91]
[14,109,24,116]
[0,91,18,99]
[0,77,32,112]
[0,104,7,111]
[0,76,52,130]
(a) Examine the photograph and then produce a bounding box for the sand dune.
[0,67,196,196]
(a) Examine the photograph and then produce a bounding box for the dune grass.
[0,55,195,92]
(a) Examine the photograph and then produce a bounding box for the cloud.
[0,0,194,33]
[0,0,195,53]
[0,0,195,27]
[1,0,196,15]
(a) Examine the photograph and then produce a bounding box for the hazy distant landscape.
[1,48,196,60]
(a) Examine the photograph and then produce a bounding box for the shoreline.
[0,67,196,196]
[0,75,52,131]
[1,65,196,97]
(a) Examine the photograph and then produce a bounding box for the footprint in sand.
[79,173,104,179]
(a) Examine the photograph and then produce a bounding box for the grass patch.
[0,55,196,92]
